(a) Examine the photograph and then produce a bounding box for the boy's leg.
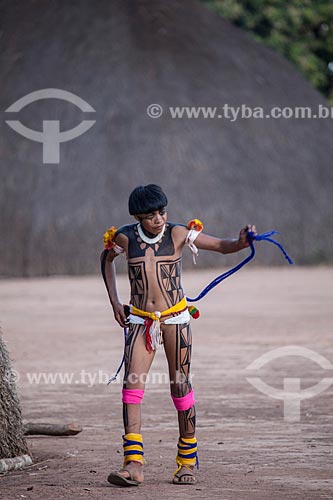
[123,323,155,433]
[162,322,197,484]
[108,324,155,486]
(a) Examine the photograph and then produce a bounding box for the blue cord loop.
[186,230,293,303]
[249,230,294,265]
[108,229,293,382]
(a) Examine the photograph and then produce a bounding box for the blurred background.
[1,0,333,277]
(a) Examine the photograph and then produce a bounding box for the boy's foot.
[172,466,196,485]
[107,461,144,487]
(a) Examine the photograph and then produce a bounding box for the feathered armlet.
[103,226,125,254]
[185,219,204,264]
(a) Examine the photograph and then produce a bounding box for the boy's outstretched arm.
[100,248,127,328]
[195,224,257,254]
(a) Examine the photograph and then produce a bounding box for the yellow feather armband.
[103,226,118,249]
[186,219,204,232]
[103,226,124,254]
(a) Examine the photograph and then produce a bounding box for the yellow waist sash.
[130,297,187,321]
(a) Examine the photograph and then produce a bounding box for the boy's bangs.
[129,185,168,215]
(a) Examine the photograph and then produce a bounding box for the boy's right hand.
[112,302,128,328]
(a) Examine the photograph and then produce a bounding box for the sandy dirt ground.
[0,267,332,500]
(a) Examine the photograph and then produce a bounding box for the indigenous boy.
[101,184,256,486]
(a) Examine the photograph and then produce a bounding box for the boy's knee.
[170,377,191,397]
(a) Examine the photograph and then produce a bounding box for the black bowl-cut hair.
[128,184,168,215]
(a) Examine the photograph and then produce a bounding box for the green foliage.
[201,0,333,102]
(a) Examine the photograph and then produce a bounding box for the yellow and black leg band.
[174,436,199,474]
[122,433,144,467]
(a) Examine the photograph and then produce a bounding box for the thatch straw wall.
[0,333,29,459]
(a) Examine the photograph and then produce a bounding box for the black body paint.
[116,222,182,258]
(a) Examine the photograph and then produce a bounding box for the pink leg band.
[122,389,145,404]
[171,389,196,411]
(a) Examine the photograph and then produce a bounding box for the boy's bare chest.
[128,247,180,269]
[128,248,183,307]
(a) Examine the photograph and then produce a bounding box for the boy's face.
[134,207,167,235]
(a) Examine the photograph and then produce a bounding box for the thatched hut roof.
[1,0,332,276]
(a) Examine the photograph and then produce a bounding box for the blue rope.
[108,327,127,385]
[187,230,293,303]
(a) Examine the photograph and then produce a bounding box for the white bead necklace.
[137,223,166,244]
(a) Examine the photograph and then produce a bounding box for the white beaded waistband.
[129,308,190,326]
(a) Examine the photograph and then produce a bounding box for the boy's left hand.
[238,224,257,249]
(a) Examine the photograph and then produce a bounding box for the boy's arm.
[100,233,128,327]
[195,224,257,254]
[173,223,256,254]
